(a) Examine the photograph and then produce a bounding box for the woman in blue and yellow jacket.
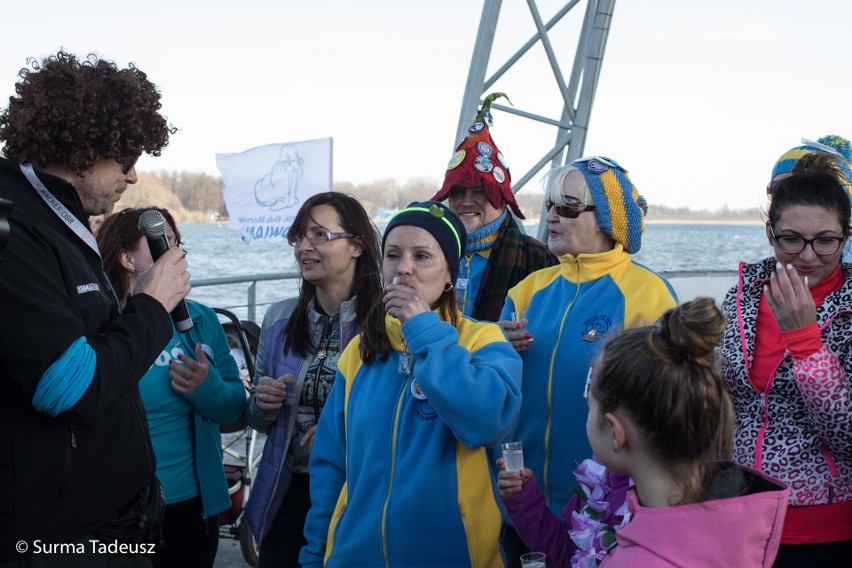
[301,202,523,568]
[499,158,676,555]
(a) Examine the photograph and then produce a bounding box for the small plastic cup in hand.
[279,375,299,406]
[501,441,524,472]
[511,310,527,331]
[520,552,546,568]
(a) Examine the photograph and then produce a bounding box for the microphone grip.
[145,234,193,332]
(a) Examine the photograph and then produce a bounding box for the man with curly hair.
[0,50,189,566]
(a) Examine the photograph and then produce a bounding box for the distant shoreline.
[210,217,766,227]
[645,218,764,226]
[521,217,765,227]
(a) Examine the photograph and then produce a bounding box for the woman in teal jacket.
[499,158,677,565]
[301,202,523,568]
[98,207,246,568]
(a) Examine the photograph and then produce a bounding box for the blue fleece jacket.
[300,311,522,568]
[501,245,676,518]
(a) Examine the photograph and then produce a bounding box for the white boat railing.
[191,269,739,323]
[657,270,738,307]
[191,272,299,322]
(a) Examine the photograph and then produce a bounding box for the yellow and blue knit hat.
[770,135,852,197]
[571,156,647,254]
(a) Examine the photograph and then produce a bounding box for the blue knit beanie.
[570,156,647,254]
[382,201,468,282]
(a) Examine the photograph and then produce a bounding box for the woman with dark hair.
[300,201,522,568]
[720,153,852,566]
[767,135,852,261]
[245,191,383,567]
[97,207,246,568]
[499,298,789,567]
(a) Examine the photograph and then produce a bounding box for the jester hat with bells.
[432,93,524,219]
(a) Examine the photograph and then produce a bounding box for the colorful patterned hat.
[571,156,647,254]
[770,135,852,197]
[432,93,524,219]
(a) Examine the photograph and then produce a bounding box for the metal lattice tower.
[455,0,616,239]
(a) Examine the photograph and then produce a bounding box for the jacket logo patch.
[76,282,100,294]
[581,315,611,342]
[153,345,187,368]
[415,401,439,422]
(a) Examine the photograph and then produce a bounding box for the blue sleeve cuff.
[33,336,96,416]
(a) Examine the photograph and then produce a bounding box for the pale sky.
[2,0,851,211]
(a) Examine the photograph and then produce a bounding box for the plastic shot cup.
[520,552,546,568]
[511,310,527,331]
[501,441,524,472]
[279,375,299,406]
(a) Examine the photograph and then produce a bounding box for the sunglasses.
[546,197,596,219]
[120,157,138,175]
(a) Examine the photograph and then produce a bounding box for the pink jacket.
[504,462,788,568]
[604,467,789,567]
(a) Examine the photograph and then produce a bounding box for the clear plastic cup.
[511,310,527,331]
[501,441,524,472]
[279,374,299,406]
[520,552,546,567]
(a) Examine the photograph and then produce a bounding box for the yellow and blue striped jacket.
[301,310,522,568]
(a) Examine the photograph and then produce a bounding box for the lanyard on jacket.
[19,163,121,310]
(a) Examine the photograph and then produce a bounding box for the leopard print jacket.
[719,258,851,507]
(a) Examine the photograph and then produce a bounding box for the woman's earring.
[443,281,454,292]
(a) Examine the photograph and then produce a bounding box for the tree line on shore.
[118,170,762,223]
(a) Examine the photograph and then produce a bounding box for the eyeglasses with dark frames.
[770,226,845,256]
[288,231,355,247]
[546,197,596,219]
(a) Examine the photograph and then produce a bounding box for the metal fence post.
[248,281,257,323]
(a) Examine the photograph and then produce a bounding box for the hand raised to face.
[764,263,817,332]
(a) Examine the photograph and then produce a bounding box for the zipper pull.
[69,426,78,448]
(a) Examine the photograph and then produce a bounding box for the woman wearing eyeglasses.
[498,158,677,563]
[245,192,382,568]
[719,153,852,567]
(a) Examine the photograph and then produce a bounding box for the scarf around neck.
[466,208,507,253]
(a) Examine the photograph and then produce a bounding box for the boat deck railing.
[192,269,739,323]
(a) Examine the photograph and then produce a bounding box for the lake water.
[181,222,774,321]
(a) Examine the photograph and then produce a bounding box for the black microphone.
[137,210,193,332]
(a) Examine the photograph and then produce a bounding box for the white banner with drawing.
[217,137,333,244]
